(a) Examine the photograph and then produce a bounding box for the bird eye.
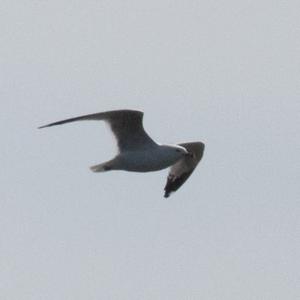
[176,149,181,153]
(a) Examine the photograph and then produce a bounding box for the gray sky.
[1,1,299,299]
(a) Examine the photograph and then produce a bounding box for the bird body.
[92,145,188,173]
[39,109,205,197]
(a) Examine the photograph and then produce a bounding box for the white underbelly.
[117,150,179,172]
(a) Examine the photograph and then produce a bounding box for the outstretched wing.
[39,109,157,152]
[164,142,205,198]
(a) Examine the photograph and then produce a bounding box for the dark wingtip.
[38,124,53,129]
[164,191,170,198]
[38,122,59,129]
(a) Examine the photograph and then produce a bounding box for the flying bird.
[39,109,205,197]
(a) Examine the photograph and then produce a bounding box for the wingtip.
[38,125,49,129]
[164,191,170,198]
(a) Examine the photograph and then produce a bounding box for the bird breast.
[116,148,181,172]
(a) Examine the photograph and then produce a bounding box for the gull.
[39,109,205,197]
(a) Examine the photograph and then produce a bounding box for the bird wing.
[39,109,157,152]
[164,142,205,198]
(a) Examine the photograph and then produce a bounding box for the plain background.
[1,1,299,299]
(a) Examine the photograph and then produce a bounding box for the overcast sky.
[1,1,299,299]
